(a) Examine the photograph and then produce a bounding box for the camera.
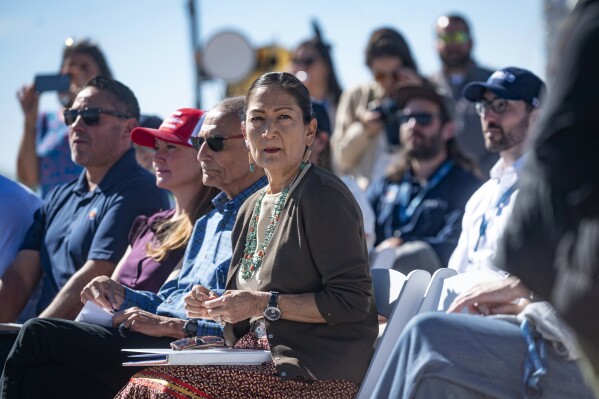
[368,98,402,147]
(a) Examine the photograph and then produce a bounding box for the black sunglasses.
[190,134,244,152]
[291,56,316,67]
[398,112,436,126]
[63,107,132,126]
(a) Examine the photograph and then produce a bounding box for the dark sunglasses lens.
[64,108,101,126]
[190,137,225,152]
[190,137,203,151]
[399,114,434,126]
[64,109,77,125]
[292,57,314,67]
[206,138,224,152]
[414,114,433,126]
[81,109,101,125]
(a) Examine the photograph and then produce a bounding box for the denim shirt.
[119,176,268,337]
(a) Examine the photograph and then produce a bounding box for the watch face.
[264,306,281,321]
[184,319,198,337]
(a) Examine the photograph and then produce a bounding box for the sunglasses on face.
[291,56,316,67]
[373,69,403,84]
[438,31,470,45]
[399,112,436,126]
[63,107,131,126]
[190,134,244,152]
[475,98,509,116]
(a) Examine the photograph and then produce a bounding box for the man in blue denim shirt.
[1,97,268,399]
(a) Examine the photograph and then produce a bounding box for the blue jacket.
[367,161,481,266]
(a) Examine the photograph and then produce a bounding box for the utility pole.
[187,0,202,109]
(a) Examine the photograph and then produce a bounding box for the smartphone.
[34,74,71,93]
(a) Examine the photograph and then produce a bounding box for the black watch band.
[263,291,281,321]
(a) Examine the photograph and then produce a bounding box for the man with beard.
[368,67,594,399]
[429,14,496,177]
[449,67,545,274]
[367,81,481,273]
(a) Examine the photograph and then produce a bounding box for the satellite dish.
[202,31,255,84]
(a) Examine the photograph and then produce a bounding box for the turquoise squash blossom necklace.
[240,184,290,280]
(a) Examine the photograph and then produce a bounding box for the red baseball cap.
[130,108,204,149]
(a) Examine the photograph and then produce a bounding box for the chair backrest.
[370,247,397,269]
[371,268,407,318]
[418,268,458,313]
[357,269,431,399]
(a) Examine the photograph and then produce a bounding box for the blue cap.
[463,67,546,108]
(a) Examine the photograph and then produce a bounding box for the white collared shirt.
[448,155,527,274]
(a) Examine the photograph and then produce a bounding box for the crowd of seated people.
[1,6,597,398]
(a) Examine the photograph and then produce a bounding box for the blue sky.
[0,0,544,177]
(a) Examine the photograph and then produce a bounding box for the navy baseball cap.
[463,67,546,108]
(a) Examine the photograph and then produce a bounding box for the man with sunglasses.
[368,67,593,399]
[448,67,545,274]
[0,77,169,362]
[429,14,497,178]
[1,97,268,399]
[367,81,481,273]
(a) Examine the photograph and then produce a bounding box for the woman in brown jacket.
[116,72,378,399]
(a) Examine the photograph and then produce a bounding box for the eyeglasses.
[190,134,244,152]
[374,69,402,83]
[291,56,316,67]
[398,112,436,126]
[63,107,132,126]
[438,31,470,45]
[475,98,509,116]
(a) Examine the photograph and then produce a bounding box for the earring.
[300,147,312,170]
[248,153,255,173]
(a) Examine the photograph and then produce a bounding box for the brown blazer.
[224,165,378,384]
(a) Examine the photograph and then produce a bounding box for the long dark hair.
[365,27,419,72]
[294,38,343,106]
[62,39,113,78]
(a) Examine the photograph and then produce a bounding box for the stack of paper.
[122,348,272,366]
[75,301,114,327]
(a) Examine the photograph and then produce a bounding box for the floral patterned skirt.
[114,332,359,399]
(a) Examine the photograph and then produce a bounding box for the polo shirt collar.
[72,148,138,195]
[211,176,268,214]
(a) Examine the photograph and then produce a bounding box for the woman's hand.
[447,276,532,316]
[202,290,269,324]
[112,307,184,338]
[184,285,219,319]
[80,276,126,311]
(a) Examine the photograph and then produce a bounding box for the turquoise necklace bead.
[240,184,290,280]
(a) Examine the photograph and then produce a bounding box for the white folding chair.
[357,268,431,399]
[418,268,457,313]
[370,247,397,269]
